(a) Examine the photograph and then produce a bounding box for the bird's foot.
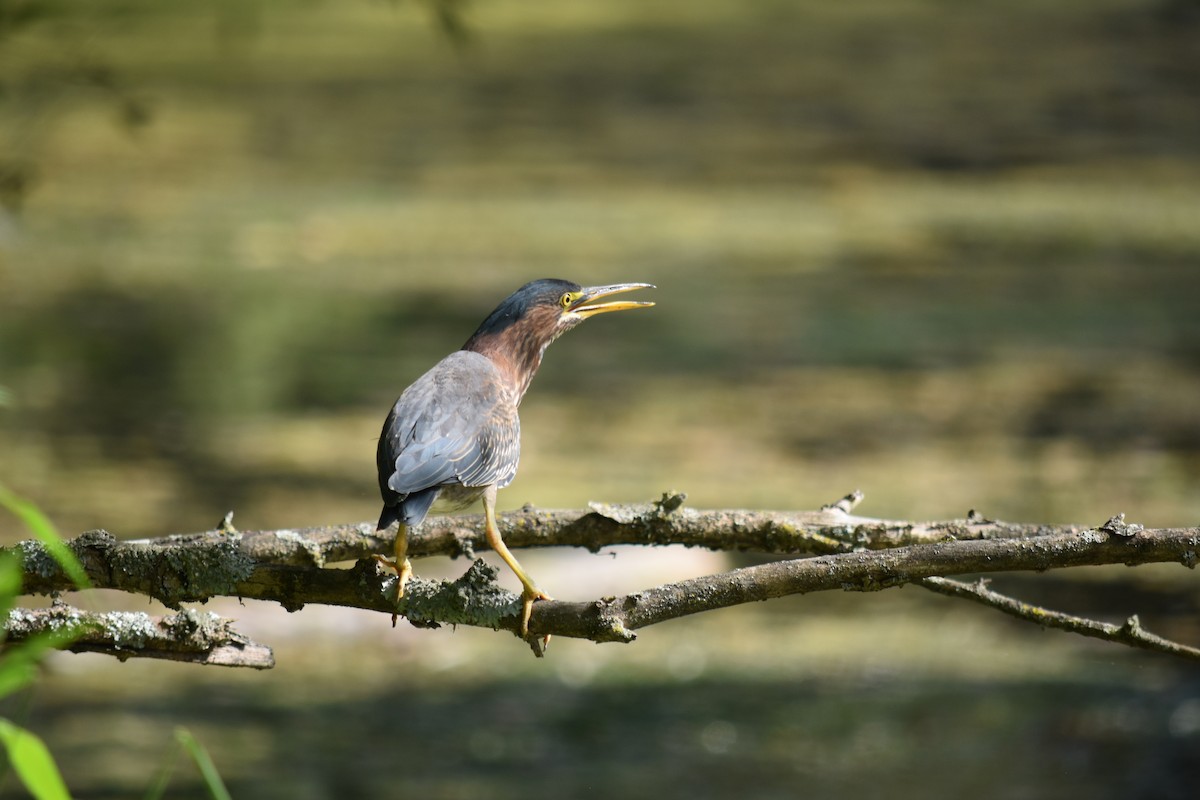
[372,554,413,596]
[373,554,413,626]
[520,586,553,646]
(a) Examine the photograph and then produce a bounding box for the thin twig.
[918,576,1200,662]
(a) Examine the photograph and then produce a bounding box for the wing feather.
[377,351,520,505]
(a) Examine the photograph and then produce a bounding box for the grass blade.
[0,485,90,591]
[0,719,71,800]
[0,627,92,700]
[175,728,231,800]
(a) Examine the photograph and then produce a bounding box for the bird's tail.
[376,504,401,532]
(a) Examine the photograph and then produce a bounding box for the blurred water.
[1,1,1199,797]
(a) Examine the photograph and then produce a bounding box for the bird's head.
[463,278,655,393]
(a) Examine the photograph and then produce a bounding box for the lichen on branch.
[4,495,1199,666]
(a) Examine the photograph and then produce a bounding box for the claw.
[520,587,552,639]
[373,554,412,626]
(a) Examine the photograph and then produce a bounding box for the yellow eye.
[560,292,575,308]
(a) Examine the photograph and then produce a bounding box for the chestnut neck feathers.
[460,279,582,403]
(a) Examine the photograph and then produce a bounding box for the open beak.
[569,283,656,318]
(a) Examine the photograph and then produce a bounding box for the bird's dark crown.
[464,278,581,344]
[457,277,653,404]
[460,278,585,400]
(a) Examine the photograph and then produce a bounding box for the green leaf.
[174,728,231,800]
[0,718,72,800]
[0,484,91,591]
[0,656,37,700]
[0,553,22,623]
[0,627,89,700]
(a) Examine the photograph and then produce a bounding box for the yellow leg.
[373,522,413,598]
[394,524,413,597]
[482,485,551,636]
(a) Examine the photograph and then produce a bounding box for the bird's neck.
[463,330,549,404]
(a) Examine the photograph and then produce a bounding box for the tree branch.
[917,576,1200,662]
[531,522,1199,643]
[19,491,1114,574]
[3,605,274,669]
[5,496,1198,664]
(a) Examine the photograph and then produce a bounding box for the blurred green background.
[2,0,1199,797]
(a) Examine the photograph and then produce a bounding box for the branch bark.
[3,605,274,669]
[918,576,1200,661]
[5,495,1198,664]
[41,491,1094,574]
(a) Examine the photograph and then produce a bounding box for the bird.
[375,279,655,636]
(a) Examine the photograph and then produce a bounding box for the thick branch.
[532,524,1200,642]
[3,606,274,669]
[6,504,1198,650]
[63,493,1094,574]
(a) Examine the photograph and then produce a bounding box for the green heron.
[376,279,654,634]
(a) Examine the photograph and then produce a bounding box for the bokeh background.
[2,1,1199,797]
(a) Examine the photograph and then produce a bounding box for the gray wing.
[377,351,520,502]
